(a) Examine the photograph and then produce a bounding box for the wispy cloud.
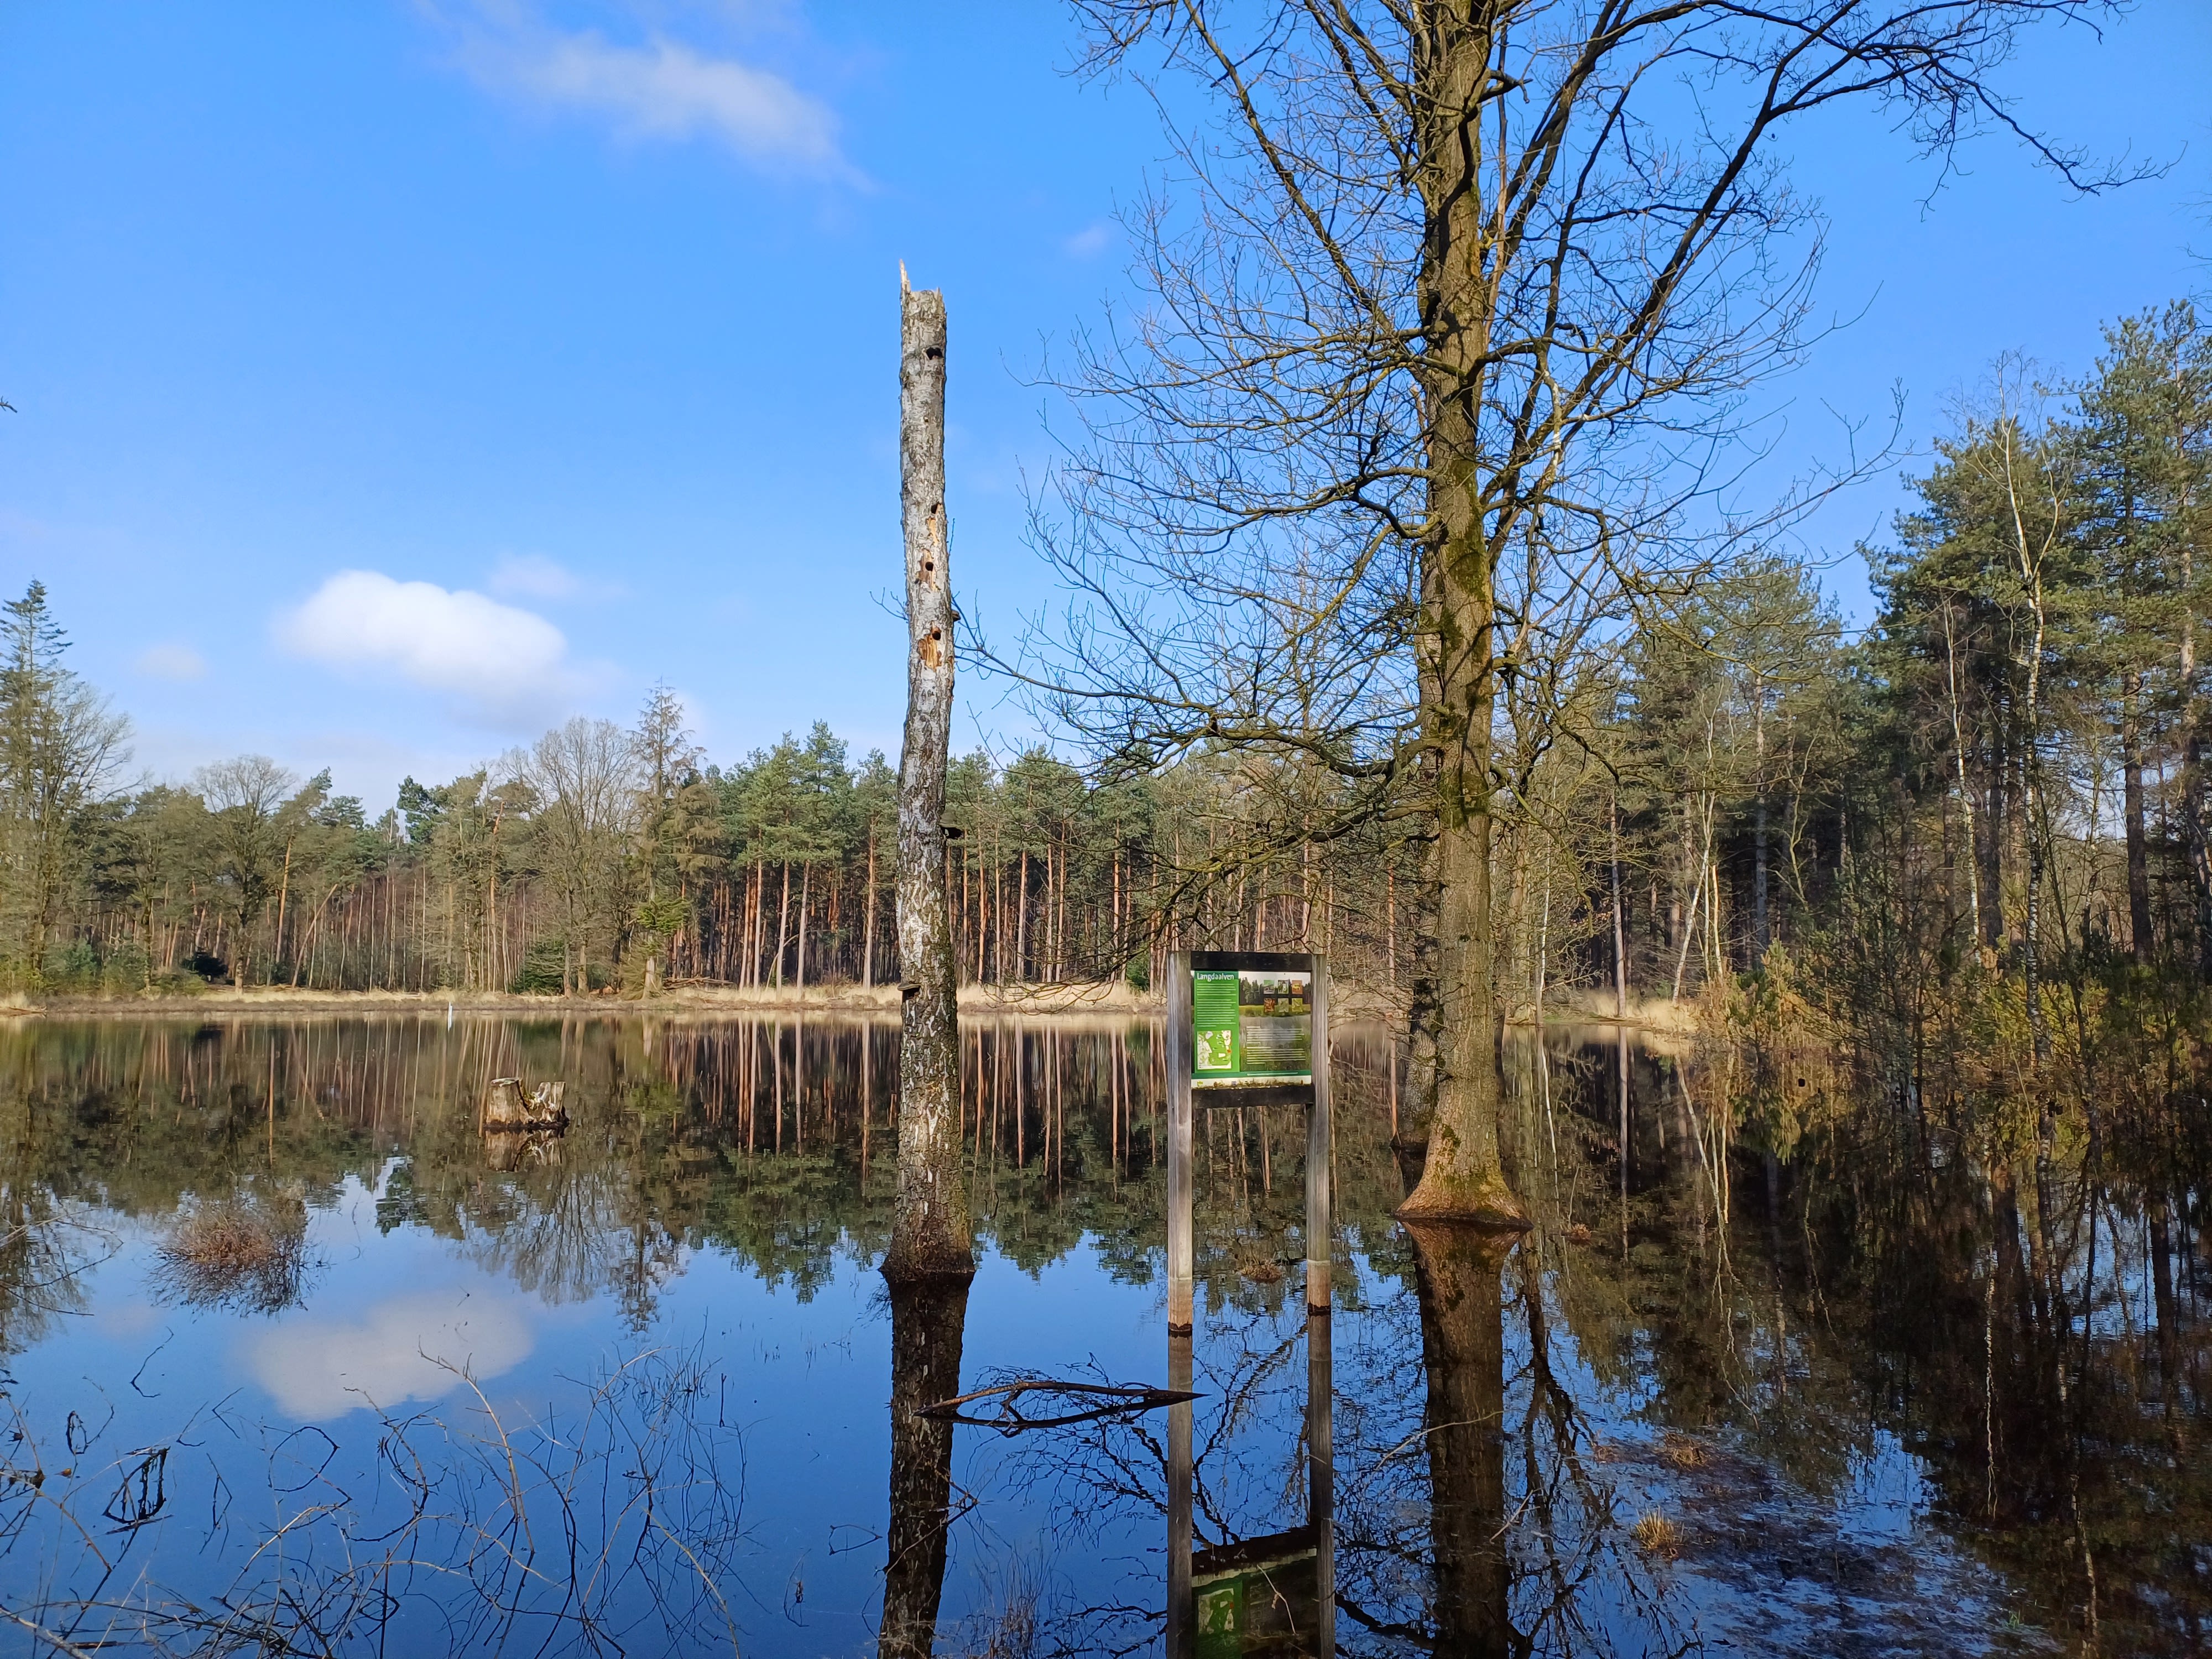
[275,569,597,728]
[442,4,849,178]
[486,551,613,602]
[135,643,207,682]
[1063,221,1112,260]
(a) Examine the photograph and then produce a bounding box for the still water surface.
[0,1016,2199,1655]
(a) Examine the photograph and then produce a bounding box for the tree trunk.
[1611,799,1630,1020]
[273,835,295,984]
[749,858,764,987]
[2188,732,2212,975]
[1983,716,2008,951]
[1752,797,1770,962]
[1942,603,1983,949]
[2018,570,2049,1065]
[797,862,812,992]
[774,861,791,988]
[1399,8,1526,1227]
[886,276,972,1282]
[2122,673,2152,962]
[863,827,878,988]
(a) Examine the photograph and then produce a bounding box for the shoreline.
[9,981,1160,1020]
[3,981,1704,1033]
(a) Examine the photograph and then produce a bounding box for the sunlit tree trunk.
[774,861,791,988]
[1397,6,1524,1225]
[887,278,973,1282]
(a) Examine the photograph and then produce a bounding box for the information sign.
[1191,967,1312,1086]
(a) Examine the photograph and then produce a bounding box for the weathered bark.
[885,278,973,1283]
[1405,1222,1516,1657]
[1399,7,1526,1227]
[878,1274,972,1659]
[1400,823,1439,1151]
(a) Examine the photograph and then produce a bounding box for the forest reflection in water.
[0,1014,2198,1655]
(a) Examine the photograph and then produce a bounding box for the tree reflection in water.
[881,1273,974,1659]
[0,1017,2198,1654]
[1402,1222,1514,1657]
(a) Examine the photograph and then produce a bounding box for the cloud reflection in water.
[248,1290,534,1420]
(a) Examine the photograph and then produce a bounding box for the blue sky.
[2,1,2206,807]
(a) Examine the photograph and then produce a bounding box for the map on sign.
[1191,969,1312,1086]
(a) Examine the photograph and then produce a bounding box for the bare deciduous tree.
[514,717,639,996]
[999,0,2130,1222]
[196,755,299,988]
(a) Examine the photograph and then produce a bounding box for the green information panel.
[1192,968,1312,1086]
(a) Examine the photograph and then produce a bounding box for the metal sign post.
[1164,950,1334,1658]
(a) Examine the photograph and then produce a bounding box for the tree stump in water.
[481,1078,567,1131]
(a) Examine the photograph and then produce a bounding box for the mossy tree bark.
[1399,3,1526,1227]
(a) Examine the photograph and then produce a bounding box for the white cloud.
[488,551,580,600]
[449,8,847,176]
[486,552,625,603]
[1063,222,1112,259]
[135,643,206,682]
[275,568,588,727]
[249,1290,534,1420]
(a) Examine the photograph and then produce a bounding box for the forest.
[5,301,2206,1100]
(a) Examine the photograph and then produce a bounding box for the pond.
[0,1015,2199,1656]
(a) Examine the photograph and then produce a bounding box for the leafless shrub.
[953,1563,1042,1659]
[153,1193,314,1314]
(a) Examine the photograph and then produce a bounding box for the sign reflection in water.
[1166,950,1335,1657]
[1166,1305,1335,1659]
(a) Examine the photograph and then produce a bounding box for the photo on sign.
[1192,968,1311,1084]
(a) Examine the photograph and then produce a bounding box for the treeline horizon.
[2,301,2208,1056]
